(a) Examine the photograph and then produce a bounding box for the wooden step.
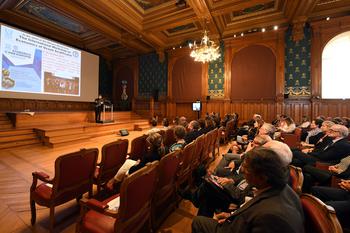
[0,129,34,136]
[0,132,37,143]
[0,124,13,130]
[45,134,92,147]
[0,138,41,149]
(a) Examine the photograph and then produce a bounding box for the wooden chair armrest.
[32,171,51,183]
[80,198,118,217]
[315,162,331,171]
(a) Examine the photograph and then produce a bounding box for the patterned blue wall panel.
[138,52,168,97]
[99,57,112,99]
[208,42,225,98]
[285,25,311,96]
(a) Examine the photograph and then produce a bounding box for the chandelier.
[189,30,221,63]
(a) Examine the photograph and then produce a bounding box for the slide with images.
[0,25,81,96]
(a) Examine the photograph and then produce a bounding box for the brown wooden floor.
[0,129,229,233]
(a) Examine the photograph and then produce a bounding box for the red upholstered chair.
[300,193,343,233]
[94,139,128,193]
[289,165,304,195]
[315,161,342,188]
[215,126,224,155]
[176,141,196,189]
[30,148,98,232]
[192,134,205,170]
[201,132,211,167]
[163,127,176,149]
[128,134,148,161]
[76,161,159,233]
[281,132,300,149]
[152,151,180,230]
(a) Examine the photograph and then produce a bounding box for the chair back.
[300,193,343,233]
[53,148,98,203]
[157,151,180,192]
[192,134,205,169]
[96,140,128,188]
[152,151,180,229]
[117,161,159,233]
[177,141,196,187]
[281,133,300,149]
[164,128,176,149]
[129,134,148,160]
[288,165,304,195]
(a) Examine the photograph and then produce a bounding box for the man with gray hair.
[293,124,350,167]
[263,140,292,167]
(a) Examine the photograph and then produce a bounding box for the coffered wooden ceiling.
[0,0,349,60]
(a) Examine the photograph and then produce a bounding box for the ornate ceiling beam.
[0,0,21,10]
[210,0,273,17]
[38,0,151,53]
[186,0,220,37]
[74,0,169,54]
[284,0,318,41]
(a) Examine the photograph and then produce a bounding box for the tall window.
[322,31,350,99]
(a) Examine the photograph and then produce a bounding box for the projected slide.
[0,25,81,96]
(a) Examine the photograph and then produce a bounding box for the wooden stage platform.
[0,111,150,149]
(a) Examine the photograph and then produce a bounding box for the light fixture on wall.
[188,30,220,63]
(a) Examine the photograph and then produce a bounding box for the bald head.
[263,140,292,167]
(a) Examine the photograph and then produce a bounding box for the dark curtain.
[172,56,202,102]
[231,45,276,100]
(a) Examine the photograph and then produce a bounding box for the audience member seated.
[147,117,160,134]
[299,120,334,154]
[106,133,165,189]
[311,179,350,229]
[186,139,290,218]
[300,118,324,145]
[191,147,304,233]
[198,118,208,135]
[226,122,275,156]
[162,117,170,129]
[274,116,296,140]
[184,120,201,144]
[169,125,186,152]
[179,116,188,128]
[299,115,311,129]
[292,124,350,167]
[303,155,350,192]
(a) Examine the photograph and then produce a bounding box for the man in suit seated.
[292,124,350,167]
[185,120,201,144]
[187,139,292,218]
[311,179,350,229]
[192,147,304,233]
[302,155,350,192]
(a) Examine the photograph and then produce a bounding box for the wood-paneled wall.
[0,98,92,112]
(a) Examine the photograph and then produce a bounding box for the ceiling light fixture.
[188,30,220,63]
[326,17,330,21]
[273,25,278,30]
[262,28,266,32]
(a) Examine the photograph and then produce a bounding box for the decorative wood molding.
[224,29,286,100]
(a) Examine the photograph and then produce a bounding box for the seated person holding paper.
[187,137,292,218]
[192,147,304,233]
[107,133,165,189]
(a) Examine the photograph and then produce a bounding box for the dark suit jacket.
[217,185,304,233]
[309,138,350,163]
[185,129,201,144]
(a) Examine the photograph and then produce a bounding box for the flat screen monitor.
[192,102,201,111]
